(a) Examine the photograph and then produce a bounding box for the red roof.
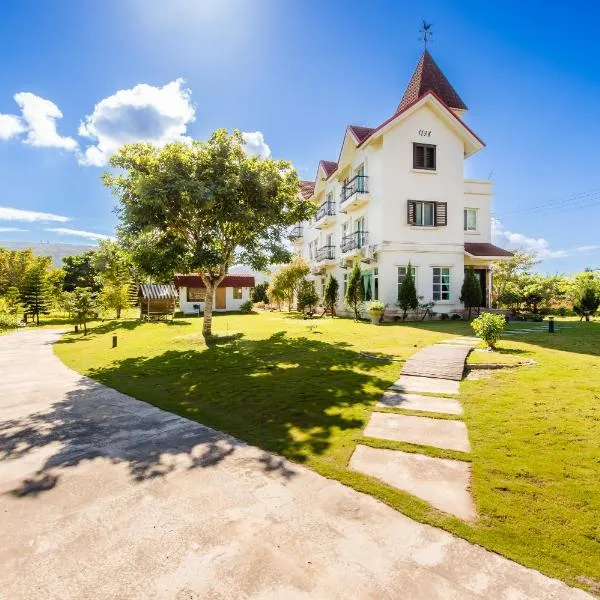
[464,243,513,258]
[174,274,255,288]
[397,50,467,113]
[319,160,338,179]
[348,125,375,144]
[300,180,315,199]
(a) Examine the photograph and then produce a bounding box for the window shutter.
[426,146,436,169]
[413,144,425,169]
[435,202,447,226]
[407,200,416,225]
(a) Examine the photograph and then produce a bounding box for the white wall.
[178,286,252,314]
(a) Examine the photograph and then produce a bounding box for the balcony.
[340,175,369,212]
[315,245,336,263]
[341,231,368,255]
[314,201,336,228]
[289,225,303,241]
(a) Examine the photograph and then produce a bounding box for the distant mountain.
[0,241,95,267]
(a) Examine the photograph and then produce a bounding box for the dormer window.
[413,143,436,170]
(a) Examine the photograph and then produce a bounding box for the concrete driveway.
[0,329,590,599]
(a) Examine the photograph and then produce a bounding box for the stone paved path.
[401,343,473,380]
[1,330,590,599]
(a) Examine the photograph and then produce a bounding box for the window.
[327,191,333,205]
[343,273,348,295]
[397,266,416,299]
[464,208,478,232]
[187,287,206,302]
[232,287,243,300]
[407,200,447,226]
[373,267,379,300]
[355,216,366,247]
[432,267,451,301]
[413,143,436,170]
[361,271,373,301]
[309,239,318,261]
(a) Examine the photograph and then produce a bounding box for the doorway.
[215,287,227,310]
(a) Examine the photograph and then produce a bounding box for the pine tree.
[345,262,364,320]
[397,263,418,321]
[21,263,52,325]
[323,274,339,316]
[460,266,483,319]
[67,287,98,335]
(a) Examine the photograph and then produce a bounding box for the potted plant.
[367,300,385,324]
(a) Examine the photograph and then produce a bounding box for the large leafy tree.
[296,279,319,312]
[93,240,134,318]
[63,251,100,292]
[268,257,310,311]
[0,248,39,294]
[104,130,314,337]
[492,251,538,308]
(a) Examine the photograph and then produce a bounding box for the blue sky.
[0,0,598,273]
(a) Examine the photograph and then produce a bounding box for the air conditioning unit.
[360,245,375,263]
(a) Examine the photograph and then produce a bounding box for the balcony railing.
[341,231,368,253]
[316,201,336,221]
[316,245,336,262]
[289,225,303,239]
[340,174,368,204]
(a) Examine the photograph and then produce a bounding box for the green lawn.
[54,312,600,593]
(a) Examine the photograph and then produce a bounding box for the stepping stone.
[350,445,476,521]
[377,391,463,415]
[364,412,471,452]
[391,375,460,396]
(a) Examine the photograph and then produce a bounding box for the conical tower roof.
[397,50,467,113]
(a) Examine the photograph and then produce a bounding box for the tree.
[492,250,538,308]
[397,263,418,321]
[271,257,310,311]
[104,131,315,337]
[4,286,21,316]
[0,248,39,294]
[460,266,483,319]
[251,281,269,303]
[63,251,100,292]
[67,288,98,335]
[345,262,364,320]
[266,280,285,310]
[297,279,319,312]
[573,285,600,322]
[47,268,66,311]
[21,262,52,325]
[93,240,133,318]
[323,274,339,316]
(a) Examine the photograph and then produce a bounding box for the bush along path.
[350,337,479,521]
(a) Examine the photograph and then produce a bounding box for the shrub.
[367,300,385,313]
[240,300,254,313]
[345,262,364,320]
[573,284,600,322]
[251,282,269,304]
[471,312,506,349]
[0,312,19,330]
[460,266,483,319]
[323,274,339,316]
[397,263,418,321]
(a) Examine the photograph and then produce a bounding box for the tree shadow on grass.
[1,332,394,497]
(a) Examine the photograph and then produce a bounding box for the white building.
[292,50,512,317]
[174,274,254,314]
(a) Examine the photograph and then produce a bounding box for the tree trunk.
[585,313,590,322]
[116,307,121,319]
[83,321,87,335]
[468,306,472,320]
[202,283,215,338]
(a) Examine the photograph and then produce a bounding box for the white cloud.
[45,227,114,241]
[77,79,195,166]
[492,218,600,259]
[0,227,27,232]
[242,130,271,159]
[14,92,77,150]
[0,113,25,140]
[0,206,70,223]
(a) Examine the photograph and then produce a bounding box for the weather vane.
[419,21,432,50]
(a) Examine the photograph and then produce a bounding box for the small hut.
[138,284,178,321]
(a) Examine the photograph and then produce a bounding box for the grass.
[52,311,600,593]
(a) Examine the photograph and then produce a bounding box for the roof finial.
[419,20,432,50]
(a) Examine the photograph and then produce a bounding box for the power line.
[495,189,600,219]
